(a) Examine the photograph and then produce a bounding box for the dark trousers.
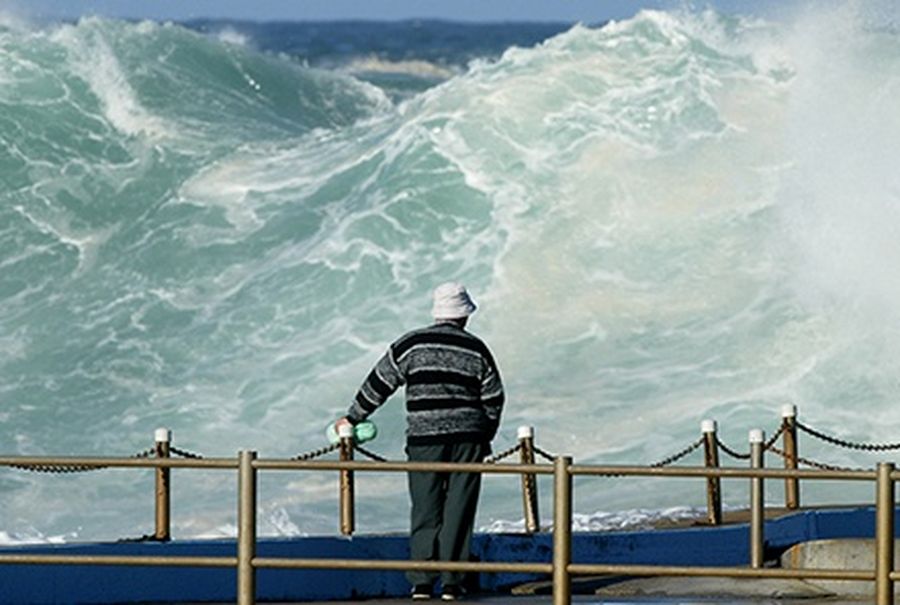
[406,440,488,587]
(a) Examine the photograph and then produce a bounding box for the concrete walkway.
[202,596,867,605]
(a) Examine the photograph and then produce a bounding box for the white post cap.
[701,419,717,433]
[155,428,171,443]
[781,404,797,418]
[517,426,534,440]
[748,429,765,444]
[337,423,355,439]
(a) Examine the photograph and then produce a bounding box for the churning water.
[2,3,900,543]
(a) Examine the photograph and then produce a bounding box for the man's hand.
[334,416,353,432]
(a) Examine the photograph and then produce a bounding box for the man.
[337,282,504,601]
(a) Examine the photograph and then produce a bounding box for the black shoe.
[441,585,463,601]
[411,584,432,600]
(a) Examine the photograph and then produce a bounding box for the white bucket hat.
[431,282,477,319]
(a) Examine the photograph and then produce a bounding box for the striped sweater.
[347,321,505,445]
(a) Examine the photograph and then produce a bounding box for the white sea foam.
[215,27,249,47]
[777,4,900,339]
[344,55,457,80]
[481,506,713,534]
[50,19,171,138]
[0,529,75,546]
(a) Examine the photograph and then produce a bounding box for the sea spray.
[1,7,899,542]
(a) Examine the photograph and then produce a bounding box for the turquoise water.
[2,4,900,542]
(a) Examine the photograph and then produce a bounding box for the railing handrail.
[254,459,554,473]
[568,464,876,480]
[0,554,237,567]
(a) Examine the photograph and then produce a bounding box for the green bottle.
[326,420,378,445]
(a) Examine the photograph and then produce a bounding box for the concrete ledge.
[595,576,836,599]
[781,538,900,597]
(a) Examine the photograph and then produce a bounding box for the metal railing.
[0,439,898,605]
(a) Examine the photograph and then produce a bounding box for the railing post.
[782,404,800,510]
[339,424,355,536]
[749,429,765,569]
[237,450,257,605]
[519,426,540,533]
[154,428,171,541]
[701,420,722,526]
[553,456,572,605]
[876,462,895,605]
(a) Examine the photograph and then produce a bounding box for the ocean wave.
[1,5,899,542]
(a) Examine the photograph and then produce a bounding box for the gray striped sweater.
[347,321,504,445]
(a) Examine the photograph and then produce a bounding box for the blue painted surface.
[0,506,889,604]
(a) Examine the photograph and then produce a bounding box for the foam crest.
[344,55,457,79]
[50,19,171,138]
[215,27,249,47]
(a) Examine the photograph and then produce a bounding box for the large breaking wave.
[1,4,900,542]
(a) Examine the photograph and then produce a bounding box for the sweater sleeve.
[481,357,505,440]
[347,348,405,424]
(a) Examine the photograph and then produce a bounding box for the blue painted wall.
[0,506,887,604]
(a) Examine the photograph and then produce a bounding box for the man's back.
[390,322,504,445]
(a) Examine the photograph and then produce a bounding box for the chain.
[711,424,786,463]
[353,444,388,462]
[532,446,556,462]
[169,446,204,459]
[715,436,751,460]
[292,442,387,462]
[10,446,163,474]
[765,442,863,472]
[796,421,900,452]
[485,443,522,464]
[650,436,705,468]
[764,424,785,450]
[292,442,341,461]
[10,462,106,474]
